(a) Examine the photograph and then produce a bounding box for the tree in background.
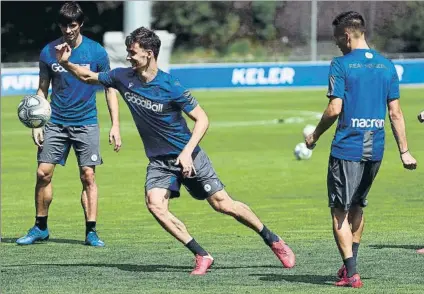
[1,1,122,62]
[152,1,281,56]
[376,1,424,53]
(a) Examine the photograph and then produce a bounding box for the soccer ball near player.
[17,95,51,128]
[294,142,312,160]
[303,124,316,139]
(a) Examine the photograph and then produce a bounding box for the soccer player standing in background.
[16,2,121,247]
[55,26,295,275]
[305,11,417,288]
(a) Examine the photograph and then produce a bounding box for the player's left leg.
[182,150,295,268]
[79,166,103,246]
[349,205,364,263]
[328,156,363,288]
[337,205,364,280]
[206,190,295,268]
[70,124,104,247]
[337,159,382,278]
[331,208,362,288]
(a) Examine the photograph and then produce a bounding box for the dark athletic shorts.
[145,149,225,200]
[37,122,102,166]
[327,155,381,211]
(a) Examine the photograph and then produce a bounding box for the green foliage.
[378,2,424,52]
[152,1,281,53]
[153,2,240,52]
[251,1,278,41]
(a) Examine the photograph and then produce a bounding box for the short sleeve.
[327,58,345,99]
[98,69,117,88]
[388,64,400,100]
[39,49,51,80]
[172,79,198,113]
[96,44,111,72]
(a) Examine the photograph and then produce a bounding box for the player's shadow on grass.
[3,263,282,273]
[250,273,336,286]
[1,237,84,245]
[108,264,283,272]
[369,244,421,250]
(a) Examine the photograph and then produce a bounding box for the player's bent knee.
[80,168,95,185]
[36,168,53,185]
[145,189,169,216]
[208,191,235,215]
[146,201,167,217]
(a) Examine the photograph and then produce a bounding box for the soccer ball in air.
[294,142,312,160]
[17,95,51,128]
[303,124,316,139]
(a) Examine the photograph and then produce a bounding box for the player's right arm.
[387,65,417,170]
[37,75,50,100]
[55,43,100,85]
[33,55,52,148]
[305,58,344,149]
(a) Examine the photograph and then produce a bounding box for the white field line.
[2,111,321,135]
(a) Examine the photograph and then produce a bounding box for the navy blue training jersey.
[98,69,200,159]
[39,36,110,125]
[327,49,400,162]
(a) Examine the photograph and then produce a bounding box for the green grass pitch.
[1,88,424,293]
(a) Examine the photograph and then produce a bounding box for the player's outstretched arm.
[305,97,342,149]
[388,99,417,170]
[55,43,100,85]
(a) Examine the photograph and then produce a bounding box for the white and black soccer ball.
[17,95,51,128]
[294,142,313,160]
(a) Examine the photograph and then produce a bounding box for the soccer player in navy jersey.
[55,26,295,275]
[16,2,121,247]
[305,11,417,287]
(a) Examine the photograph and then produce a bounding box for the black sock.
[86,221,96,236]
[185,239,208,256]
[352,242,360,261]
[259,225,280,246]
[35,216,48,231]
[343,257,357,278]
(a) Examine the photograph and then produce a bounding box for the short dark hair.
[58,2,84,26]
[125,27,161,60]
[332,11,365,35]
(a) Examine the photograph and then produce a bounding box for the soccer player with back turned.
[55,26,295,275]
[305,11,417,288]
[16,2,121,247]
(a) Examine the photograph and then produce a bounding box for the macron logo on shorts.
[351,118,385,128]
[124,92,164,112]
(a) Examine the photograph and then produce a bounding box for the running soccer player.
[55,26,295,275]
[16,2,121,247]
[305,11,417,288]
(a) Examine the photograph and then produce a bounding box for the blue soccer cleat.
[85,231,105,247]
[16,226,49,245]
